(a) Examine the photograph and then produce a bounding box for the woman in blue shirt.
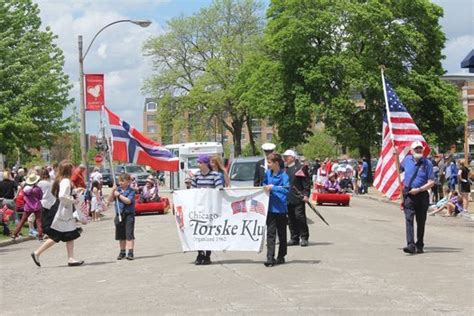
[263,153,289,267]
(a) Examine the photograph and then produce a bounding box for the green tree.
[260,0,464,168]
[0,0,72,167]
[143,0,265,155]
[299,130,338,160]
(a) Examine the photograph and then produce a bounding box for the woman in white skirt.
[31,160,84,267]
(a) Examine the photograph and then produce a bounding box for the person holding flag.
[400,141,434,254]
[107,173,136,261]
[374,69,434,255]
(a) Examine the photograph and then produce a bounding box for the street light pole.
[78,35,87,173]
[77,19,151,181]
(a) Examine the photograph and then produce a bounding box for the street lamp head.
[131,20,152,28]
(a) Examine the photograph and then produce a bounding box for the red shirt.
[71,168,86,188]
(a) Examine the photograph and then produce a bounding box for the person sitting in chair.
[139,176,159,203]
[323,172,341,193]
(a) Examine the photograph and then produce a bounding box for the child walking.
[107,173,136,260]
[263,153,289,267]
[11,173,43,240]
[90,181,103,222]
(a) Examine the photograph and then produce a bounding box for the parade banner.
[173,188,269,252]
[85,74,104,111]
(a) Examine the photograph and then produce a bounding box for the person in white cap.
[400,140,434,254]
[254,143,276,187]
[283,149,311,247]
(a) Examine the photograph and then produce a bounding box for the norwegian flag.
[231,199,247,214]
[249,199,266,215]
[105,106,179,171]
[373,75,430,200]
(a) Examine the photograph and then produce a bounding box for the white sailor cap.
[261,143,276,151]
[282,149,297,158]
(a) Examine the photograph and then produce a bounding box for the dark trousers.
[431,184,439,203]
[266,212,287,259]
[360,177,368,194]
[403,191,429,249]
[288,202,309,241]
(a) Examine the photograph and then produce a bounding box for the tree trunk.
[245,115,257,156]
[232,120,243,157]
[359,146,373,184]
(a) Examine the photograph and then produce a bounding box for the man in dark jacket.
[254,143,276,187]
[283,149,311,247]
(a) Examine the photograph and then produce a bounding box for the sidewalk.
[354,188,474,219]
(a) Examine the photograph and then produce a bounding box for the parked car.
[101,167,114,187]
[115,164,150,187]
[229,156,261,188]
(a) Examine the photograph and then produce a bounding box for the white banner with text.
[173,188,269,252]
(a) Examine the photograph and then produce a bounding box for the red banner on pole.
[85,74,104,111]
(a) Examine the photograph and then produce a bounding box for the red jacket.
[71,168,86,188]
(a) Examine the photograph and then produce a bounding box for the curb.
[352,193,399,206]
[0,236,35,248]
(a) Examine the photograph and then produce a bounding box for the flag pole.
[380,66,404,204]
[103,105,122,222]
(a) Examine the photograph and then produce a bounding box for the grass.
[0,222,31,241]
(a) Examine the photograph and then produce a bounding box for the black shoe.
[264,258,276,267]
[300,239,308,247]
[195,254,204,265]
[202,256,212,265]
[287,239,299,246]
[403,246,416,254]
[117,252,126,260]
[126,253,134,260]
[276,257,285,265]
[416,247,424,254]
[31,252,41,267]
[68,260,84,267]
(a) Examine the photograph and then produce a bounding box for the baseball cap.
[411,141,424,150]
[282,149,297,158]
[261,143,276,151]
[197,154,210,164]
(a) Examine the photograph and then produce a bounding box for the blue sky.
[34,0,473,135]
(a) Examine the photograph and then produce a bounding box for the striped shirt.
[191,170,223,188]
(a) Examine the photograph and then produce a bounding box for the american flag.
[249,199,266,215]
[104,106,179,172]
[231,199,247,214]
[373,77,430,200]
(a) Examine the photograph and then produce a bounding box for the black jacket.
[287,161,311,205]
[254,158,266,187]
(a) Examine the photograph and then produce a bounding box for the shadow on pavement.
[307,242,333,246]
[288,259,321,264]
[423,246,463,253]
[0,247,21,254]
[134,251,182,260]
[214,259,261,265]
[85,261,116,266]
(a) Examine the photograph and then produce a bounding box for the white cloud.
[34,0,167,134]
[443,35,474,74]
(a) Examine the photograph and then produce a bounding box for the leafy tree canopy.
[0,0,72,160]
[256,0,463,155]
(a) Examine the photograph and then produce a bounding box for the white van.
[165,142,224,190]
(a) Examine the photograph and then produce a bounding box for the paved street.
[1,196,473,315]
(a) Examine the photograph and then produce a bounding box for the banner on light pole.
[85,74,104,111]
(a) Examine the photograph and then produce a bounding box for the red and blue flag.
[105,106,179,171]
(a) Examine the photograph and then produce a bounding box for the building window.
[266,133,273,141]
[146,102,157,111]
[147,126,157,133]
[147,114,156,122]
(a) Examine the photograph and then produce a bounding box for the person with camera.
[401,141,434,255]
